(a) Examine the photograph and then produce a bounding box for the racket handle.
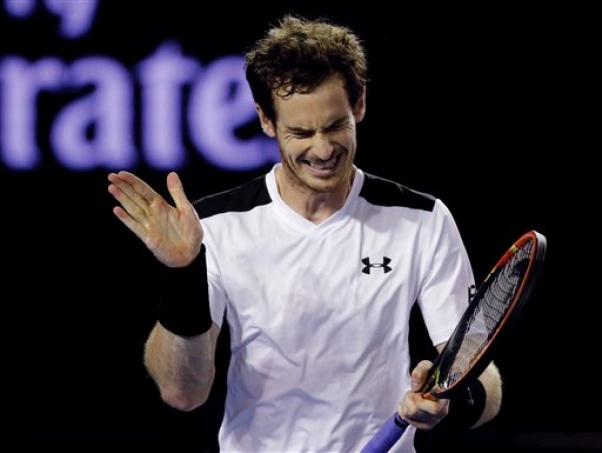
[360,413,409,453]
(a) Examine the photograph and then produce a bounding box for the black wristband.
[157,244,212,336]
[439,379,486,430]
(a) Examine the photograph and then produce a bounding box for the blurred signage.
[0,0,279,171]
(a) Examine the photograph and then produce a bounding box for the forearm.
[473,361,502,428]
[144,321,218,412]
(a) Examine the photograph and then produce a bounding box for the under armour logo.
[362,257,392,274]
[468,284,477,300]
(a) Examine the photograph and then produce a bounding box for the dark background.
[1,1,594,452]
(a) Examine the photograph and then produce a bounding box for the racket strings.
[441,240,534,387]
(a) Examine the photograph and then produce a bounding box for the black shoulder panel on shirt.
[192,174,272,219]
[360,172,437,212]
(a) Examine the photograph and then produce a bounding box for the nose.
[312,132,334,159]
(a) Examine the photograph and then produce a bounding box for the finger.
[166,172,197,219]
[108,172,147,212]
[397,393,426,427]
[399,392,444,428]
[410,361,432,392]
[111,171,163,207]
[108,180,152,227]
[111,205,148,243]
[109,172,171,227]
[166,172,187,208]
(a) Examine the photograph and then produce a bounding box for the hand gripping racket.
[360,230,547,453]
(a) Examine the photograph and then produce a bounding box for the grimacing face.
[257,76,366,196]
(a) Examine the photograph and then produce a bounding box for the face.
[258,76,366,196]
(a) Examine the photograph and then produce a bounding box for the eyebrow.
[284,117,349,134]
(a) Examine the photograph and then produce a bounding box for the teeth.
[310,157,336,169]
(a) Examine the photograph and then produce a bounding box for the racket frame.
[421,230,547,398]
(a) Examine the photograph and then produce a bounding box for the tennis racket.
[360,229,547,453]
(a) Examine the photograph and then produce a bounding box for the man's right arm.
[143,321,219,412]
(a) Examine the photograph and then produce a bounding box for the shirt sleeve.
[201,222,228,330]
[417,199,476,346]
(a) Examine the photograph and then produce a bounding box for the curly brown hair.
[244,14,368,123]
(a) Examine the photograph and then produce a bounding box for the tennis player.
[108,13,502,452]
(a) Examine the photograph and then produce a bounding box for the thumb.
[166,171,191,210]
[410,370,424,392]
[410,360,432,392]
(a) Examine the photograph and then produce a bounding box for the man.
[108,13,502,452]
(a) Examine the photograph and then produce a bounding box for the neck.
[275,165,354,224]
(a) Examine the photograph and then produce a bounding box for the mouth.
[302,154,341,174]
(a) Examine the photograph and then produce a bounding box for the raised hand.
[107,171,203,267]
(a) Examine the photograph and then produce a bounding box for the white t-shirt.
[197,164,475,453]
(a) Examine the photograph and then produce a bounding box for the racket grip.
[360,413,409,453]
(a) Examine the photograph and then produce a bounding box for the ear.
[256,104,276,137]
[353,86,367,123]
